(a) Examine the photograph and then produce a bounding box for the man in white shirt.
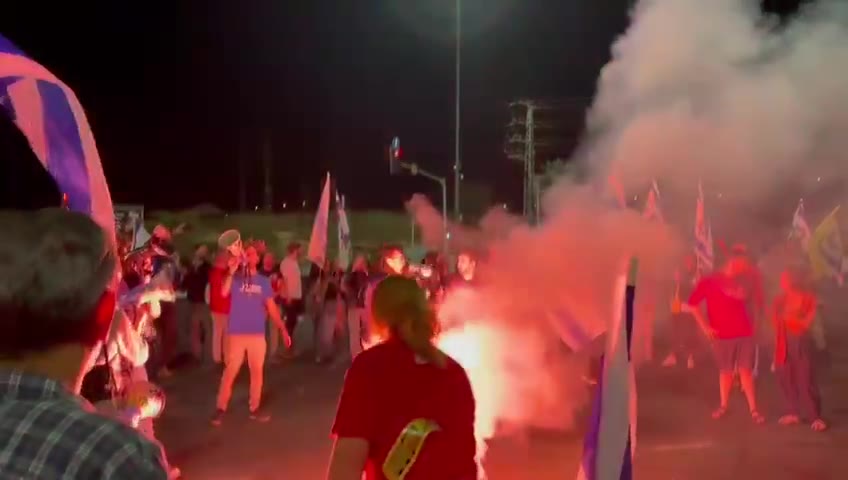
[279,242,304,354]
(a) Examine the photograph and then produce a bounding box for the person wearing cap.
[211,242,290,425]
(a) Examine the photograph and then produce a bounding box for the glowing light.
[282,202,287,209]
[436,323,503,478]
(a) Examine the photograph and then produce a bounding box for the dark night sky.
[1,1,801,212]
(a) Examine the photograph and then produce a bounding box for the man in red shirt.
[208,251,232,366]
[327,276,477,480]
[684,256,764,423]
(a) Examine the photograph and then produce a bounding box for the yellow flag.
[808,206,843,281]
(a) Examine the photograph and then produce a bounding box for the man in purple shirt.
[212,242,290,425]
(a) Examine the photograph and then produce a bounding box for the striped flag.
[577,258,638,480]
[789,199,811,250]
[0,34,114,241]
[642,180,663,223]
[808,206,843,285]
[694,181,714,277]
[336,191,352,270]
[308,172,331,267]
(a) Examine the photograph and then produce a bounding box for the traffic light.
[388,137,402,175]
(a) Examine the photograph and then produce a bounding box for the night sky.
[1,0,802,212]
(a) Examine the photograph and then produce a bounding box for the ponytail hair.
[371,276,446,367]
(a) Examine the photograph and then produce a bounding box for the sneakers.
[249,408,271,423]
[210,409,225,427]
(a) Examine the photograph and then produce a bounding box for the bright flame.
[436,323,504,479]
[434,285,591,478]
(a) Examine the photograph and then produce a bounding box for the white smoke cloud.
[410,0,848,449]
[587,0,848,218]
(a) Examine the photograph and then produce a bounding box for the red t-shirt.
[208,267,231,314]
[331,338,477,480]
[687,274,753,339]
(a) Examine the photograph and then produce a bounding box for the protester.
[183,244,211,361]
[147,225,179,379]
[662,253,699,369]
[360,246,408,348]
[312,259,344,364]
[343,255,370,359]
[212,242,290,425]
[208,251,231,366]
[684,257,764,423]
[0,209,169,478]
[772,268,826,431]
[728,244,766,377]
[259,251,284,359]
[280,242,305,355]
[327,276,477,480]
[90,286,181,478]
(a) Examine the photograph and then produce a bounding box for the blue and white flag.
[789,199,811,250]
[577,258,638,480]
[695,181,714,277]
[0,34,114,241]
[336,191,351,270]
[642,180,663,223]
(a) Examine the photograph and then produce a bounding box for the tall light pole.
[453,0,462,220]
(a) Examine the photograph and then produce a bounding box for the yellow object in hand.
[383,418,440,480]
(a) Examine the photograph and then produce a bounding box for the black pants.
[283,299,305,336]
[776,334,821,420]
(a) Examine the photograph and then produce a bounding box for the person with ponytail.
[326,276,477,480]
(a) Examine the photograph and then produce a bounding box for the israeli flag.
[0,34,114,240]
[577,258,638,480]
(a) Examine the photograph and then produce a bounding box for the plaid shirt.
[0,370,168,479]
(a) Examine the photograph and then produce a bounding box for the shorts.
[713,336,756,372]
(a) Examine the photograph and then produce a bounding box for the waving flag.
[308,172,331,267]
[0,34,114,241]
[808,206,843,285]
[577,258,638,480]
[694,181,714,277]
[336,191,351,270]
[642,180,663,223]
[789,199,811,249]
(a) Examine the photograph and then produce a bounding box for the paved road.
[156,340,848,480]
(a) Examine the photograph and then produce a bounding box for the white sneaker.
[661,354,677,367]
[687,355,695,370]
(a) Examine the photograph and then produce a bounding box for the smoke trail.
[414,0,848,467]
[588,0,848,225]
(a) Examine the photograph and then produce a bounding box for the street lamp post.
[453,0,462,221]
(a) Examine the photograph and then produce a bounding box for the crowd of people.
[0,151,835,480]
[660,244,827,431]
